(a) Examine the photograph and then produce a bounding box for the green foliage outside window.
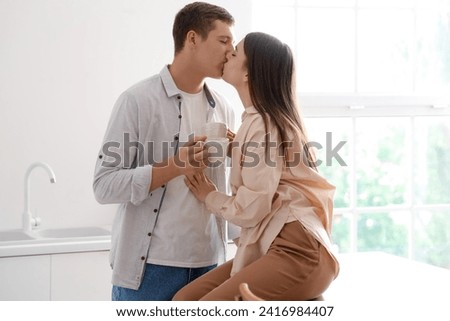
[320,119,450,269]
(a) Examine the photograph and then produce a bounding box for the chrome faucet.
[23,162,56,232]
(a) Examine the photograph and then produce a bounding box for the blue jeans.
[111,263,217,301]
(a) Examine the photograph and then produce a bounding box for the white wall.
[0,0,251,230]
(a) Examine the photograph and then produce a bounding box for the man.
[93,2,236,300]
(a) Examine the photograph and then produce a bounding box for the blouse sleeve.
[205,117,283,228]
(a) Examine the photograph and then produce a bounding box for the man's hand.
[174,135,208,176]
[149,136,208,192]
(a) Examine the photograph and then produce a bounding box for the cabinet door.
[0,255,51,300]
[51,251,112,300]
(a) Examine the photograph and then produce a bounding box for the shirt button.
[174,136,179,141]
[98,155,103,159]
[178,115,182,119]
[153,209,158,213]
[147,232,152,237]
[140,256,145,260]
[161,185,165,188]
[177,95,181,100]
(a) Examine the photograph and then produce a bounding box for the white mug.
[205,137,229,165]
[203,122,227,140]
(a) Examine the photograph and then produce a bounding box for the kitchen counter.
[0,226,111,257]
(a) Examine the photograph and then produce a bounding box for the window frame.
[251,0,450,266]
[302,95,450,259]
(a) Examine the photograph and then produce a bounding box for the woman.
[173,32,339,301]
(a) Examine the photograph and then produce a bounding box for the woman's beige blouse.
[205,106,339,276]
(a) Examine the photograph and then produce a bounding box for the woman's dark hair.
[173,2,234,54]
[244,32,316,169]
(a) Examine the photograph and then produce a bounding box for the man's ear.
[186,30,197,48]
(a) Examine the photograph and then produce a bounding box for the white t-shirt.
[147,90,222,267]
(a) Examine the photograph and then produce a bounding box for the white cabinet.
[0,251,112,300]
[0,255,51,300]
[51,251,112,300]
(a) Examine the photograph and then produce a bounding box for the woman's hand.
[226,128,236,157]
[227,128,236,141]
[184,171,217,203]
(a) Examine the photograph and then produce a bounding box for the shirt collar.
[241,106,258,121]
[159,65,216,108]
[160,65,179,98]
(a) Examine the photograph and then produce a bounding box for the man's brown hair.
[172,2,234,54]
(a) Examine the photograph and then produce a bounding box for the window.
[252,0,450,95]
[251,0,450,269]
